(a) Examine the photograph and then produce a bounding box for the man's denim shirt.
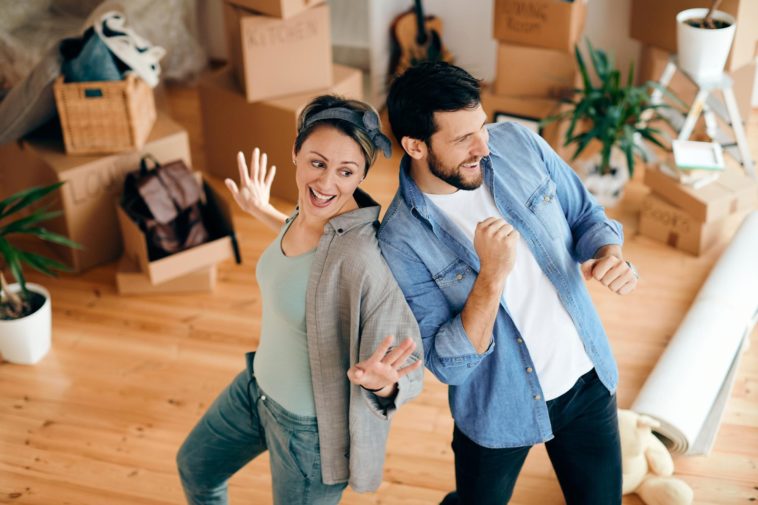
[377,122,623,448]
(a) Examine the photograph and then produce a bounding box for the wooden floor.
[1,83,756,505]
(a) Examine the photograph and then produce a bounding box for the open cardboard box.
[115,256,217,295]
[116,174,239,285]
[0,113,191,272]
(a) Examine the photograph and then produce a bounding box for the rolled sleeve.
[381,240,493,386]
[523,125,625,263]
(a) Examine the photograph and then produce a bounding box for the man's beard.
[427,147,483,190]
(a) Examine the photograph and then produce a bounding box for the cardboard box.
[225,0,325,19]
[494,43,579,99]
[199,64,362,202]
[644,165,758,222]
[0,113,191,272]
[480,89,571,158]
[638,192,726,255]
[492,0,588,53]
[116,175,237,285]
[638,45,756,124]
[630,0,758,72]
[115,256,217,295]
[224,2,332,102]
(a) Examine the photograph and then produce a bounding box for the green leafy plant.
[543,40,679,177]
[0,183,81,320]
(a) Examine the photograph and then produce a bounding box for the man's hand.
[581,245,638,295]
[474,217,518,282]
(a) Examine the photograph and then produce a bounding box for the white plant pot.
[677,8,736,82]
[577,149,629,208]
[0,283,52,365]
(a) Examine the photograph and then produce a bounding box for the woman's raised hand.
[225,148,288,231]
[347,335,422,398]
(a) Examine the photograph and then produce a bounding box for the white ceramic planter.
[0,283,51,365]
[677,8,736,82]
[577,148,629,208]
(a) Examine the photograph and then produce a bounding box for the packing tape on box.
[632,211,758,455]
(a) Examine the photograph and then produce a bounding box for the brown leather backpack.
[122,155,209,260]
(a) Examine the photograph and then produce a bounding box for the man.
[377,61,638,505]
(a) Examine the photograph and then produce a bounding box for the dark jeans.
[451,369,621,505]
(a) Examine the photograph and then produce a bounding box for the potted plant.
[543,41,675,207]
[677,0,736,82]
[0,182,81,365]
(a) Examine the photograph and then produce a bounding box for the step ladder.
[649,56,755,178]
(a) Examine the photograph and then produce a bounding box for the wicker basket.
[54,74,156,155]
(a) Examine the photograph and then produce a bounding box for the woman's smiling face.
[295,125,367,221]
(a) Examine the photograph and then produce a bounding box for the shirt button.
[455,273,463,281]
[534,395,541,400]
[337,228,344,234]
[526,367,533,373]
[517,338,523,344]
[261,395,267,401]
[543,195,552,202]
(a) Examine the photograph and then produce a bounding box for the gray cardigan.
[299,190,424,492]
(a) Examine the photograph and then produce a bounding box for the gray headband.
[302,108,393,158]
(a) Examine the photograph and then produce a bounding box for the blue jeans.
[450,369,622,505]
[177,352,347,505]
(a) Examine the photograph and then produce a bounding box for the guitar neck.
[414,0,428,45]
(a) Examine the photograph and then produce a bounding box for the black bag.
[122,155,209,260]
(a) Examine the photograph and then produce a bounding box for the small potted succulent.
[543,41,676,207]
[0,182,81,365]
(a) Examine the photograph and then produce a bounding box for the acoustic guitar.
[388,0,453,81]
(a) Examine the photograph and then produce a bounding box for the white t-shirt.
[425,185,593,400]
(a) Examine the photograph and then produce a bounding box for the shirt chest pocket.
[433,259,475,308]
[526,177,569,241]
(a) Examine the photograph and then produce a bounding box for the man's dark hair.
[386,61,481,145]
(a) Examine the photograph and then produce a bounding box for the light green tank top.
[254,220,316,417]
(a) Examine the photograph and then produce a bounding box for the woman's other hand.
[347,335,423,398]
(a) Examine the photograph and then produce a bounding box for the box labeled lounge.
[224,2,332,102]
[638,193,726,256]
[116,176,237,285]
[644,165,758,223]
[225,0,325,19]
[494,43,578,99]
[199,64,362,202]
[115,256,217,295]
[493,0,588,53]
[0,113,190,272]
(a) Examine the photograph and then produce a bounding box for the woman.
[176,95,424,505]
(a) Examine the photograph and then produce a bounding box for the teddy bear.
[618,409,694,505]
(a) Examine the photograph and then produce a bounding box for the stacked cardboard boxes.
[487,0,588,159]
[639,165,757,255]
[0,113,236,294]
[201,0,363,202]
